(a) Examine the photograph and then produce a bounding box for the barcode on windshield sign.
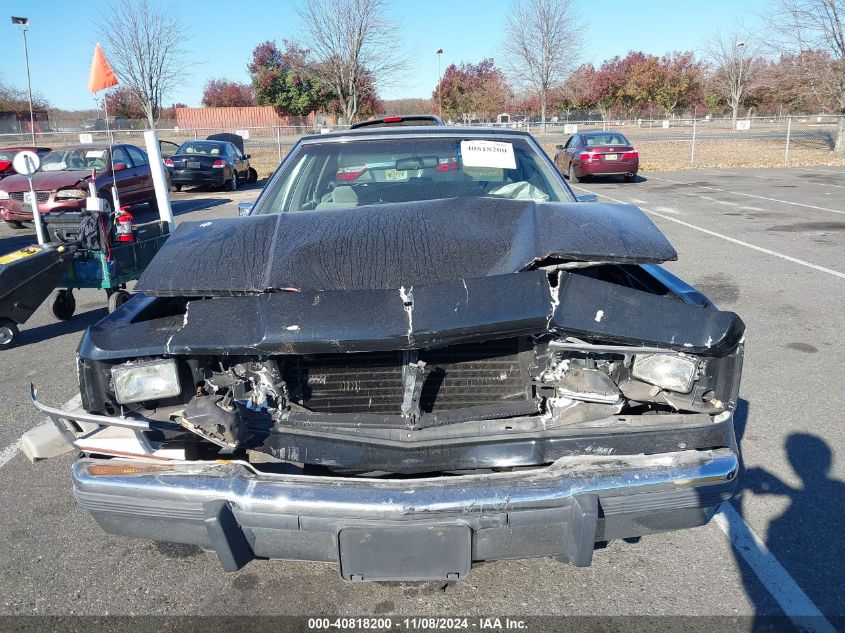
[460,140,516,169]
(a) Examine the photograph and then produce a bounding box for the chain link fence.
[530,115,845,170]
[2,115,844,177]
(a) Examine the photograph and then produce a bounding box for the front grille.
[283,337,533,416]
[9,191,50,203]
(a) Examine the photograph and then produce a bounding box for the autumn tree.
[104,85,146,119]
[762,51,837,114]
[98,0,191,127]
[248,41,328,116]
[433,59,512,122]
[381,98,435,115]
[769,0,845,153]
[502,0,582,128]
[0,76,48,112]
[588,57,628,120]
[202,79,255,108]
[325,69,383,119]
[702,29,764,123]
[618,52,658,117]
[560,64,599,114]
[653,52,702,118]
[297,0,403,124]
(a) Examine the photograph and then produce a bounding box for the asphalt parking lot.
[0,169,842,628]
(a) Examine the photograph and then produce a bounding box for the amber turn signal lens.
[88,463,170,476]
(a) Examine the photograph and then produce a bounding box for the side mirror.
[555,144,564,150]
[575,193,598,203]
[237,201,254,216]
[113,162,128,172]
[244,154,251,160]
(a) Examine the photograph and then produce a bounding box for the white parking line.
[715,503,837,633]
[0,394,81,469]
[573,185,845,280]
[648,175,845,215]
[0,440,21,469]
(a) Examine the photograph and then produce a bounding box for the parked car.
[81,117,128,131]
[33,126,744,581]
[0,143,164,228]
[0,146,52,180]
[165,135,256,191]
[554,131,639,182]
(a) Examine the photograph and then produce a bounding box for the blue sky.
[1,0,768,111]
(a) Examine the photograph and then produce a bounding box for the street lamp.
[11,16,36,146]
[436,48,444,117]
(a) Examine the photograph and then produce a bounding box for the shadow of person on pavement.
[741,433,845,619]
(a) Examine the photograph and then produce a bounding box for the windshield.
[584,133,630,147]
[176,141,227,156]
[40,148,108,172]
[255,135,573,214]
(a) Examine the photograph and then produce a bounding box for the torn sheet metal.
[135,197,678,296]
[82,270,743,360]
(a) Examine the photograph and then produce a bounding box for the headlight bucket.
[631,354,698,394]
[111,359,181,404]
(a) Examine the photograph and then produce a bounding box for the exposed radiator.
[282,338,533,415]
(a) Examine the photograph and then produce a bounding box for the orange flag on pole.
[88,43,118,93]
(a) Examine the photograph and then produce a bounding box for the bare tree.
[702,29,765,124]
[502,0,582,129]
[298,0,404,124]
[768,0,845,153]
[98,0,190,127]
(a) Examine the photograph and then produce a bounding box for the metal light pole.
[11,16,36,146]
[436,48,444,117]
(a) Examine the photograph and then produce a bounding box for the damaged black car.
[33,127,744,581]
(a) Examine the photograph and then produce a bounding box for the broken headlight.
[111,359,181,404]
[631,354,697,394]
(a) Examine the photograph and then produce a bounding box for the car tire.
[0,319,19,350]
[225,170,238,192]
[247,167,258,183]
[52,289,76,321]
[108,289,132,313]
[568,164,583,184]
[624,174,636,183]
[4,220,24,229]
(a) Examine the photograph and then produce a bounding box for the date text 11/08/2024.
[307,618,528,630]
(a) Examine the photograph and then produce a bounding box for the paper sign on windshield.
[460,140,516,170]
[86,150,105,158]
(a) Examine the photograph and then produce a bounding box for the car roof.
[303,125,534,143]
[0,146,51,151]
[49,143,117,151]
[351,115,446,129]
[580,130,628,136]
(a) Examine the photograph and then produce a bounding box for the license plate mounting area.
[338,524,471,582]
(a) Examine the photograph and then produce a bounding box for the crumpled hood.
[0,170,89,193]
[136,197,678,296]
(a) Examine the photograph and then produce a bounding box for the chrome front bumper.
[72,448,738,580]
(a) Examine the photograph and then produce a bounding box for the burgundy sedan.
[0,143,159,229]
[554,131,639,183]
